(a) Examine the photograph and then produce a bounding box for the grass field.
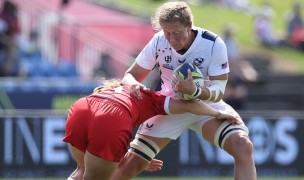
[134,178,304,180]
[1,178,304,180]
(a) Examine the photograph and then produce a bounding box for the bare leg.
[111,153,150,180]
[68,144,85,180]
[226,133,257,180]
[84,151,118,180]
[202,119,257,180]
[111,135,171,179]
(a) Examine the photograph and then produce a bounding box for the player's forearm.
[169,98,220,116]
[197,74,228,102]
[199,87,213,100]
[187,100,220,116]
[198,87,224,102]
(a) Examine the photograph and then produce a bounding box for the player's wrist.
[215,111,221,118]
[191,86,202,98]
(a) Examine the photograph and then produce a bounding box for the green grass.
[1,178,304,180]
[191,0,304,73]
[98,0,304,73]
[135,178,304,180]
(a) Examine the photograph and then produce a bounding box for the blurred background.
[0,0,303,179]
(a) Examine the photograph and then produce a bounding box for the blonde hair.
[93,79,122,93]
[151,1,193,31]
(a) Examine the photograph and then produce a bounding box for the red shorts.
[63,96,133,162]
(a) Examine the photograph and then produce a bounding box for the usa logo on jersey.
[193,57,204,67]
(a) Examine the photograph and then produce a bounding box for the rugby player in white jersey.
[112,1,257,180]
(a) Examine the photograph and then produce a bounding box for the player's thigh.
[69,144,85,166]
[201,118,224,142]
[190,101,244,143]
[68,144,85,179]
[140,134,172,150]
[137,113,200,140]
[84,151,118,180]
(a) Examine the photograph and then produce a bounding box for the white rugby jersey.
[136,26,229,98]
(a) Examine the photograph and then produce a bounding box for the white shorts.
[136,100,243,140]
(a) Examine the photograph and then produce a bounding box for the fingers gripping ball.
[174,63,204,100]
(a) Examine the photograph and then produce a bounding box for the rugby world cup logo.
[165,55,172,63]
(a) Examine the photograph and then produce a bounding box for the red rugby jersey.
[90,86,170,127]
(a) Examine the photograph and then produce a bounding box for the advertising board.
[0,111,303,178]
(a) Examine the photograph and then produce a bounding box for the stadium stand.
[0,0,303,112]
[243,55,304,110]
[9,0,155,80]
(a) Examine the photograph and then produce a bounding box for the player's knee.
[213,121,254,161]
[231,134,254,161]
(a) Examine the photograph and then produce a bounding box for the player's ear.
[185,22,192,32]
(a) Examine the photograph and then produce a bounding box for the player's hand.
[172,69,196,94]
[185,69,197,95]
[144,159,163,172]
[215,112,242,125]
[171,71,179,92]
[130,84,150,99]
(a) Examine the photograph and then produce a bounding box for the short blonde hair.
[151,1,193,31]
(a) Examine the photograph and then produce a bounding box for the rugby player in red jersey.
[63,79,239,180]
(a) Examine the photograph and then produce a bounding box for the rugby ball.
[173,63,204,100]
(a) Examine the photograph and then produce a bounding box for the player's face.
[161,21,192,51]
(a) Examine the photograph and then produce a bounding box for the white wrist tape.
[206,80,227,102]
[191,86,202,98]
